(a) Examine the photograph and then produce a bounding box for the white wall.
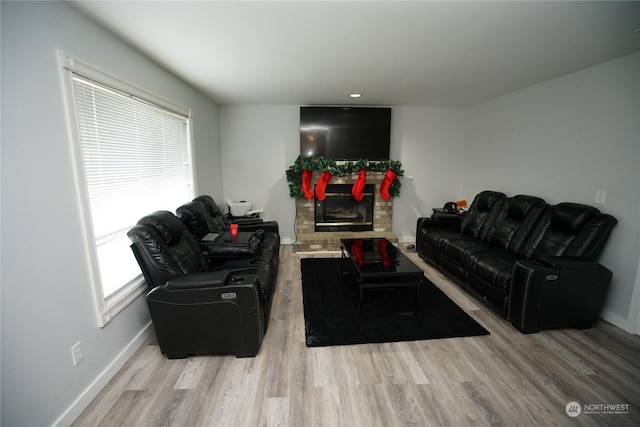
[462,52,640,330]
[0,2,222,426]
[219,105,300,243]
[218,105,466,244]
[391,106,466,240]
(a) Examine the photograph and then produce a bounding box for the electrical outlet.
[595,190,606,205]
[71,341,84,366]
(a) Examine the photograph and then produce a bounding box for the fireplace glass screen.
[314,184,374,232]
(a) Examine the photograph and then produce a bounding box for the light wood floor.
[74,245,640,426]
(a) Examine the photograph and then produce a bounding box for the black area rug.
[301,258,489,347]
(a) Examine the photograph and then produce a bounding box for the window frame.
[58,50,197,326]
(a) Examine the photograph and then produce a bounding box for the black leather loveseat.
[128,199,280,359]
[176,196,280,274]
[416,191,617,333]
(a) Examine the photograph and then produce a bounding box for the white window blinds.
[68,69,194,323]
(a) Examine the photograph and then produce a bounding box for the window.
[60,51,195,326]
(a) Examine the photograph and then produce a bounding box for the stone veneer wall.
[295,171,396,251]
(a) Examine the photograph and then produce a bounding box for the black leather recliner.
[417,191,617,333]
[189,195,280,265]
[176,199,279,275]
[127,210,273,358]
[194,194,280,235]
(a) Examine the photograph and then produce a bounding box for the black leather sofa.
[176,197,280,273]
[128,206,280,358]
[194,194,280,235]
[416,191,617,333]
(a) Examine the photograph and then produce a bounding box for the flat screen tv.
[300,106,391,160]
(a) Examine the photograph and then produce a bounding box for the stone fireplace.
[315,184,374,232]
[295,171,397,252]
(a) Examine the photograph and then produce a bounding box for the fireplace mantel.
[294,171,397,252]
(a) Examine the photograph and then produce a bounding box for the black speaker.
[443,202,457,214]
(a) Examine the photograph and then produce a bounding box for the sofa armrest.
[200,232,262,259]
[417,215,461,232]
[432,213,465,222]
[508,259,612,333]
[147,273,264,358]
[534,254,599,270]
[235,220,279,235]
[416,216,462,256]
[231,217,263,225]
[151,273,263,307]
[166,271,230,290]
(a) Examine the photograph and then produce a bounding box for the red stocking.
[380,168,398,201]
[301,169,313,199]
[351,239,364,267]
[314,171,333,201]
[378,238,393,267]
[352,169,366,201]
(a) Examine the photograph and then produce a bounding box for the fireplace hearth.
[315,184,374,232]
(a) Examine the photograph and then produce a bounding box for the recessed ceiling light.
[349,93,362,98]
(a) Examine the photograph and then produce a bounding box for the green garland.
[286,156,404,198]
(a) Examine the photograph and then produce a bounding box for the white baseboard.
[398,236,416,244]
[53,322,153,427]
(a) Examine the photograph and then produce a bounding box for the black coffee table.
[340,238,425,314]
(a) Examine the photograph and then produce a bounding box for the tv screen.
[300,107,391,161]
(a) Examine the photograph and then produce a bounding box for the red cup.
[230,223,239,239]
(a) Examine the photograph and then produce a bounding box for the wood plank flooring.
[73,245,640,426]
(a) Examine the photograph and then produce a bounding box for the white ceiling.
[71,1,640,107]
